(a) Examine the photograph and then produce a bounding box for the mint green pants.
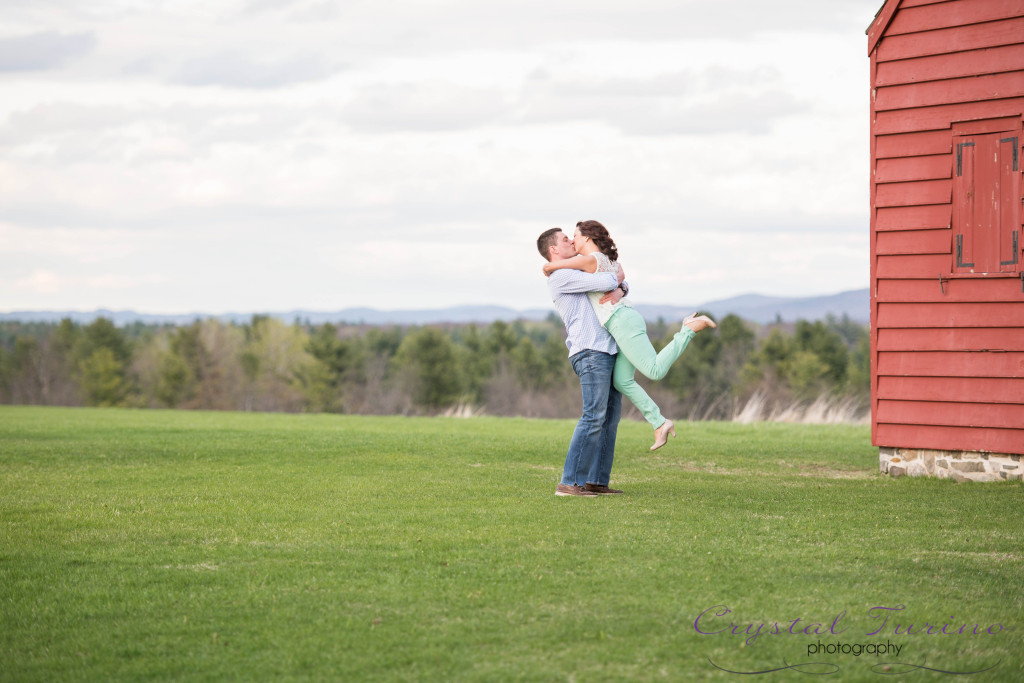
[605,307,695,429]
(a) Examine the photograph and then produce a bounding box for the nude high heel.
[650,419,676,451]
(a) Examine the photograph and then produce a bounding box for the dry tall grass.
[731,391,869,425]
[447,387,869,426]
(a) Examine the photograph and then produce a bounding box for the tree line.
[0,313,869,421]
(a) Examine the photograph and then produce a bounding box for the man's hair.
[536,228,562,261]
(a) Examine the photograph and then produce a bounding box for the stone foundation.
[880,447,1023,482]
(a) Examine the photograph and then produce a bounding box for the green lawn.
[1,406,1021,681]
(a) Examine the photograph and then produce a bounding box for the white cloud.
[84,273,167,289]
[0,0,881,314]
[340,81,509,132]
[174,51,342,88]
[0,31,96,71]
[15,270,64,294]
[516,85,808,136]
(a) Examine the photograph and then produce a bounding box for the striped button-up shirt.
[548,269,619,357]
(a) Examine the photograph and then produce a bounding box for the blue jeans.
[561,350,622,487]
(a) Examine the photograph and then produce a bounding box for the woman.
[543,220,715,450]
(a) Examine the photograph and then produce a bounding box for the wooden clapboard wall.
[868,0,1024,455]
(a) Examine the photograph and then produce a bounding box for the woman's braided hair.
[576,220,618,262]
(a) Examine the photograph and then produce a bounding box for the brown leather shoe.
[585,484,623,495]
[555,483,598,497]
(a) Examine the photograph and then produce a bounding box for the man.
[537,227,627,497]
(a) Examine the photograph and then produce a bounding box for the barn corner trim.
[868,0,903,56]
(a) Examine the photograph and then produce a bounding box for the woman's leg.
[607,307,696,382]
[612,351,665,428]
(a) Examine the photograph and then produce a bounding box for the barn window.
[952,123,1022,275]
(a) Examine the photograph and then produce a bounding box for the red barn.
[868,0,1024,480]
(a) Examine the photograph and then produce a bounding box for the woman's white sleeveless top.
[588,251,631,326]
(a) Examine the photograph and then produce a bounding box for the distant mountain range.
[634,288,869,326]
[1,288,868,326]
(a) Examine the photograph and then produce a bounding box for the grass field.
[1,406,1022,681]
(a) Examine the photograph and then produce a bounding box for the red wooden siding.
[877,376,1024,403]
[874,71,1024,111]
[874,97,1024,135]
[875,155,952,183]
[875,129,952,158]
[876,16,1024,61]
[878,327,1024,352]
[875,423,1023,453]
[877,302,1024,327]
[876,44,1024,86]
[869,0,1024,456]
[899,0,953,7]
[876,351,1024,377]
[876,227,950,253]
[876,253,955,277]
[885,0,1024,36]
[875,204,951,230]
[875,179,951,207]
[877,399,1024,429]
[877,276,1024,301]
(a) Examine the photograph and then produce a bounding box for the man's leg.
[589,353,621,487]
[560,350,611,487]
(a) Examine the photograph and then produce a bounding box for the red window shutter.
[952,128,1022,274]
[997,134,1020,272]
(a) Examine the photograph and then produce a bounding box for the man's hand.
[616,264,625,284]
[598,287,624,305]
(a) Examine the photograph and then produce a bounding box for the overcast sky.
[1,0,883,315]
